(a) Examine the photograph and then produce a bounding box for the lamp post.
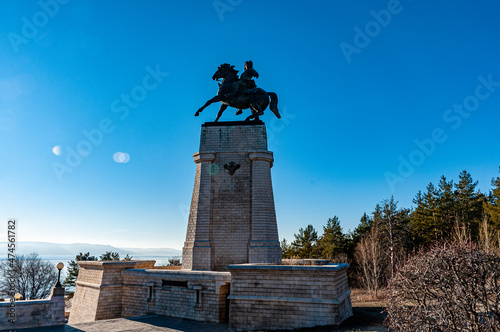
[55,262,64,288]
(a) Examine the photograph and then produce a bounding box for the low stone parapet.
[227,263,352,331]
[69,260,232,325]
[0,287,65,330]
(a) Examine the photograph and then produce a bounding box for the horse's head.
[212,63,239,82]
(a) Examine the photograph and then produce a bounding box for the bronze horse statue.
[195,63,281,122]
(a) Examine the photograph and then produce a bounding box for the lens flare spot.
[52,146,61,156]
[113,152,130,164]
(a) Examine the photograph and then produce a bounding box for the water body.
[0,254,180,279]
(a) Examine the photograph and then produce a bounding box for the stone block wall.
[0,287,65,330]
[68,260,155,324]
[69,261,231,324]
[227,263,353,331]
[121,269,231,322]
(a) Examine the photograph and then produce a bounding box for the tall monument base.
[69,121,352,330]
[182,121,282,271]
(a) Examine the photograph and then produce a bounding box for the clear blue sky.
[1,0,499,249]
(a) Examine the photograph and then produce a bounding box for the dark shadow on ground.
[14,307,386,332]
[289,307,387,332]
[13,323,84,332]
[14,315,228,332]
[121,315,229,332]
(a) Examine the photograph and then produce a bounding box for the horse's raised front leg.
[215,104,229,122]
[195,95,221,116]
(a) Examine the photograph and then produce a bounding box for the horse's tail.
[268,92,281,119]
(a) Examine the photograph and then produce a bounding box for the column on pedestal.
[248,151,282,264]
[182,152,215,270]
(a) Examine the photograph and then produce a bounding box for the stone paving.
[17,304,388,332]
[17,315,229,332]
[14,306,388,332]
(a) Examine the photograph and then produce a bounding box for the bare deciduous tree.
[479,214,500,255]
[385,242,500,332]
[0,253,58,300]
[354,228,385,298]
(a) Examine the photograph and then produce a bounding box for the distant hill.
[121,247,182,256]
[0,241,181,258]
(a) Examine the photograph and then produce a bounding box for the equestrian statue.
[195,61,281,122]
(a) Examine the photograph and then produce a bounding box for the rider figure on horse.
[233,61,259,115]
[195,60,280,122]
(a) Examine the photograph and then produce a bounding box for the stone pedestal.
[182,121,282,271]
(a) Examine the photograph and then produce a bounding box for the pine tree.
[352,213,372,241]
[436,176,455,241]
[484,167,500,232]
[454,170,485,240]
[281,238,294,258]
[410,190,427,246]
[291,225,318,258]
[167,257,181,266]
[123,254,133,261]
[411,183,440,246]
[317,216,346,260]
[63,252,97,299]
[100,251,120,261]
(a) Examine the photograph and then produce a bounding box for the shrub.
[385,242,500,331]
